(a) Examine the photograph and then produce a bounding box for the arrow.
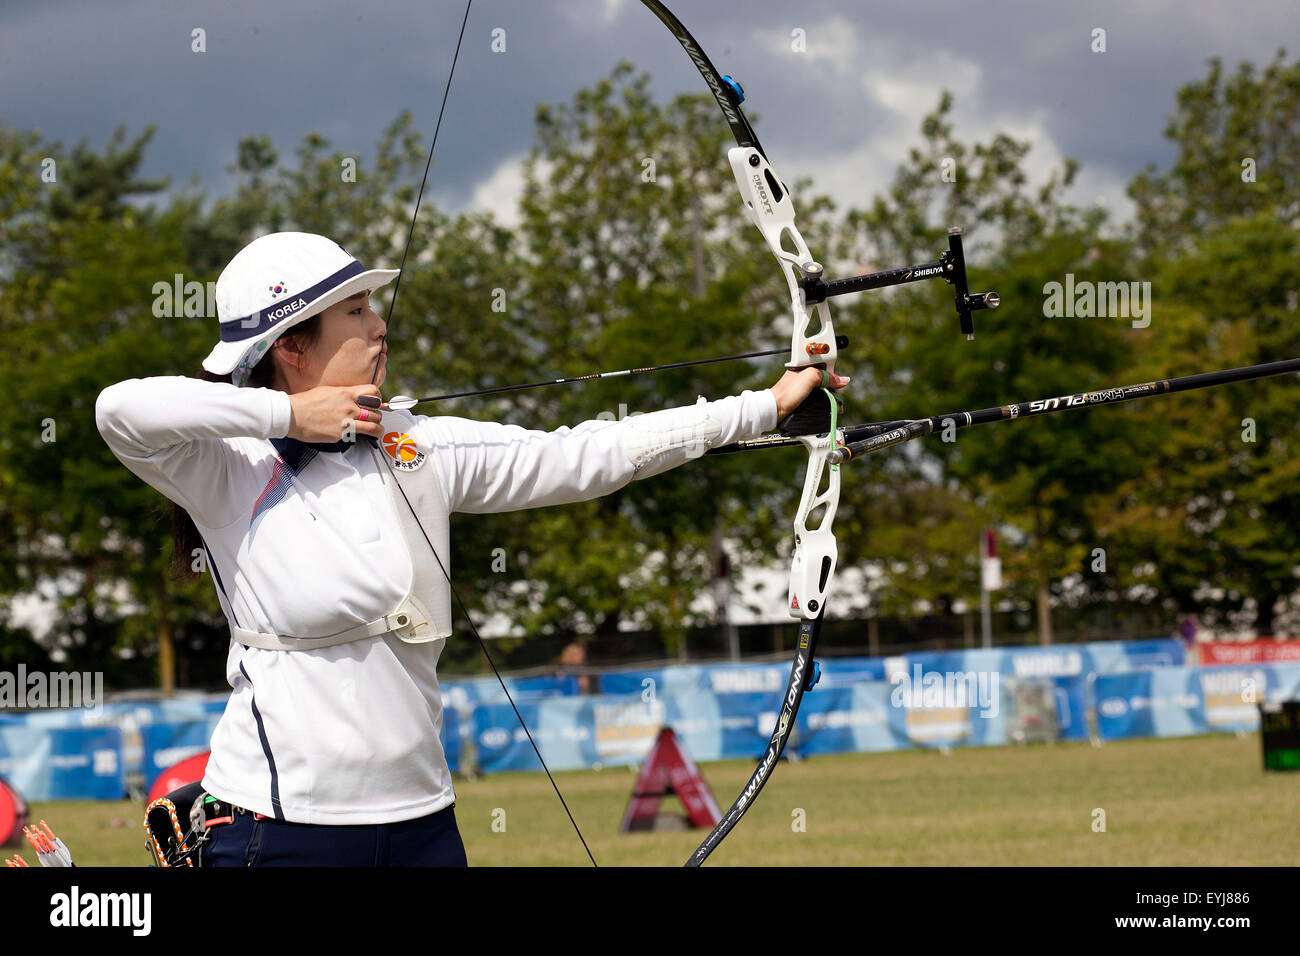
[362,335,848,410]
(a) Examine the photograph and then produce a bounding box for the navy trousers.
[200,804,468,867]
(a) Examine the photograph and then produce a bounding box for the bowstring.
[369,0,597,866]
[372,1,471,386]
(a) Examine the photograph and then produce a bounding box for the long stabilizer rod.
[829,356,1300,464]
[706,356,1300,460]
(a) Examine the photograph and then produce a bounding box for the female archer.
[96,231,846,866]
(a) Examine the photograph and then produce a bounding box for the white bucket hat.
[203,232,399,385]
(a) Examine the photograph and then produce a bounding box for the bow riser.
[727,147,840,372]
[788,434,840,620]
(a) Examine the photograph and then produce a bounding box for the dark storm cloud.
[1,0,1294,221]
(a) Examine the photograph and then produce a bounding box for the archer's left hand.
[770,367,850,422]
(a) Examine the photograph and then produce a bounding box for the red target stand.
[620,728,721,833]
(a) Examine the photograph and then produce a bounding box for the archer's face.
[311,291,389,388]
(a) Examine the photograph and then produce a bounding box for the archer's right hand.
[287,384,386,443]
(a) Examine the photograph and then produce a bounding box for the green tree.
[1099,50,1300,636]
[447,64,803,660]
[827,94,1137,644]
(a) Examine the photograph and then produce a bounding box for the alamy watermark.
[890,665,1000,718]
[152,274,216,318]
[0,665,104,716]
[1043,274,1151,328]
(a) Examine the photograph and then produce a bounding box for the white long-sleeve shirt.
[95,376,776,824]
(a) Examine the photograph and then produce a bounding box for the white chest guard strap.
[229,435,453,651]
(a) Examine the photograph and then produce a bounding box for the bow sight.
[797,227,1000,340]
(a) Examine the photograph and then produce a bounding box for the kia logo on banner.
[1099,698,1129,718]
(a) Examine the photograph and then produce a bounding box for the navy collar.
[270,436,351,470]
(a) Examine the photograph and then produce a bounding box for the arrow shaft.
[396,337,848,407]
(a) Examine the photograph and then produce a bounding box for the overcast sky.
[3,0,1297,230]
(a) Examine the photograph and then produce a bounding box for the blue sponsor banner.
[140,719,221,793]
[598,656,889,698]
[0,726,124,800]
[441,707,460,775]
[474,692,762,774]
[598,639,1179,698]
[878,673,1012,749]
[799,684,899,754]
[886,638,1182,686]
[1094,638,1185,671]
[50,727,125,799]
[1052,675,1089,740]
[1096,663,1300,739]
[596,669,662,696]
[820,656,890,685]
[0,696,229,729]
[4,707,110,729]
[711,691,769,759]
[0,639,1202,791]
[475,698,587,773]
[1095,672,1157,738]
[877,640,1182,744]
[598,663,789,698]
[472,639,1190,773]
[440,674,580,720]
[473,679,1021,774]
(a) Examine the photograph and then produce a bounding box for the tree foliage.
[1,50,1297,689]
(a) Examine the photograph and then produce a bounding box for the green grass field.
[15,733,1298,866]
